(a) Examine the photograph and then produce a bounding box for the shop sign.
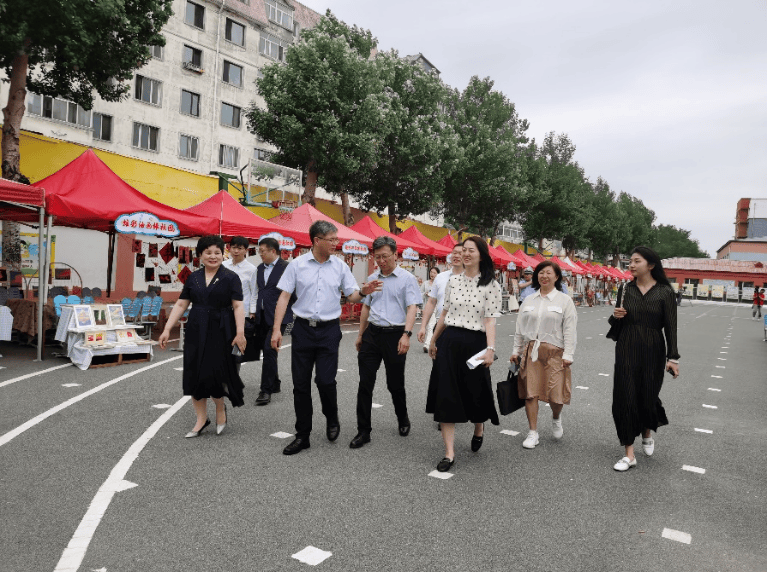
[402,247,419,261]
[116,212,179,237]
[342,239,369,255]
[259,232,296,250]
[506,262,516,271]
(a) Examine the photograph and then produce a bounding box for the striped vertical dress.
[611,281,679,446]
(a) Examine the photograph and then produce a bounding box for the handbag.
[496,362,526,415]
[237,316,262,363]
[606,284,625,342]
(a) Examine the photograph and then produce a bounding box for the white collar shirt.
[428,269,461,316]
[223,258,257,314]
[512,288,577,362]
[364,266,423,327]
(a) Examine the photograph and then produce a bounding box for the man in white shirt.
[222,236,257,318]
[418,243,464,352]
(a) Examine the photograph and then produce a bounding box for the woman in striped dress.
[610,246,680,472]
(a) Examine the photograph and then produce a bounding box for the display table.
[55,306,153,370]
[6,299,57,338]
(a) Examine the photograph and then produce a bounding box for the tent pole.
[106,229,115,297]
[35,213,52,361]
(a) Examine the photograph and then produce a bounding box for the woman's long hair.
[463,236,495,286]
[631,246,671,287]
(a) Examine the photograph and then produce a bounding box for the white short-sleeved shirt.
[363,266,423,327]
[223,258,257,313]
[442,273,502,332]
[277,250,358,321]
[429,269,459,316]
[513,288,577,362]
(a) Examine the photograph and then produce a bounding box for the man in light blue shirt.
[519,266,535,302]
[350,236,422,449]
[272,220,380,455]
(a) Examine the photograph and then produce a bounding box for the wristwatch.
[403,330,413,337]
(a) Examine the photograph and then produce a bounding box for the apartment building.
[3,0,321,177]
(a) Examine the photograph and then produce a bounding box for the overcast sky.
[301,0,766,256]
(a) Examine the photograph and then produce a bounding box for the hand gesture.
[355,334,363,352]
[428,341,438,360]
[397,333,410,355]
[666,361,680,379]
[271,329,283,351]
[613,307,627,319]
[482,348,494,367]
[158,330,170,350]
[417,326,426,343]
[232,333,247,354]
[510,354,520,365]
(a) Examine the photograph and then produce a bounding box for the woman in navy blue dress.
[160,236,247,437]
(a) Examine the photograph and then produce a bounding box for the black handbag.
[237,317,262,363]
[496,363,526,416]
[606,284,625,342]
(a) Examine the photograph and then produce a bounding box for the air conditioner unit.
[182,61,204,73]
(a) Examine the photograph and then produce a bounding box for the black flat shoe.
[471,423,484,452]
[283,437,310,455]
[349,432,371,449]
[399,422,411,437]
[255,391,271,406]
[185,418,210,439]
[436,457,455,472]
[326,422,340,442]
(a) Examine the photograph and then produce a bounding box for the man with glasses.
[350,236,422,449]
[418,242,464,352]
[272,220,381,455]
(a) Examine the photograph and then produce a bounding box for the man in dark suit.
[254,237,293,405]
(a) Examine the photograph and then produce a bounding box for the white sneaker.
[642,437,655,456]
[613,456,637,472]
[552,417,563,439]
[522,430,539,449]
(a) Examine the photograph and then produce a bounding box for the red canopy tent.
[489,245,523,268]
[513,250,540,269]
[271,203,373,248]
[532,253,546,262]
[399,226,452,257]
[437,234,457,248]
[556,257,586,275]
[350,216,422,254]
[185,190,292,242]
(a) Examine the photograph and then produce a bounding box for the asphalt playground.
[1,302,765,572]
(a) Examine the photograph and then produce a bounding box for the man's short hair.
[309,220,337,243]
[258,237,280,253]
[372,236,397,254]
[229,236,249,248]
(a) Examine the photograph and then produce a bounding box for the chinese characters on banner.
[115,212,180,238]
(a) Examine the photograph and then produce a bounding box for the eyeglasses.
[374,253,394,262]
[318,237,340,244]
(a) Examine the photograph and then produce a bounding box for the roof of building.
[404,53,441,74]
[222,0,321,32]
[663,257,767,273]
[291,0,323,29]
[716,238,767,254]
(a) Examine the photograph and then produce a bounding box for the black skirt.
[426,326,500,425]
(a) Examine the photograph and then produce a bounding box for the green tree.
[652,224,709,259]
[347,50,458,233]
[613,191,656,264]
[0,0,172,268]
[584,177,618,260]
[439,76,530,241]
[247,11,393,207]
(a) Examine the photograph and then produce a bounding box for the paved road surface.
[1,302,765,572]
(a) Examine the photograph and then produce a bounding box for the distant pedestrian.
[752,288,764,319]
[609,246,679,472]
[418,245,464,353]
[511,261,577,450]
[426,237,502,473]
[518,267,535,303]
[421,266,440,305]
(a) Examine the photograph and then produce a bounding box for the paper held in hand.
[466,348,499,370]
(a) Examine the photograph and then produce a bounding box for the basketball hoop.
[278,200,296,220]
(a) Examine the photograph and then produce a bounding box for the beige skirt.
[519,341,571,405]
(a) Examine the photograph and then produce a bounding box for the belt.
[295,316,339,328]
[368,323,405,332]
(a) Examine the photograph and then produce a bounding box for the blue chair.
[53,295,67,317]
[121,297,132,313]
[83,295,95,304]
[126,298,142,322]
[140,296,164,338]
[139,296,154,321]
[66,294,81,305]
[82,287,92,298]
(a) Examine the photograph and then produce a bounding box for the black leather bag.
[237,316,262,363]
[496,363,526,416]
[606,284,625,342]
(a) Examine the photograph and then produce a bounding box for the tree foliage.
[652,224,709,259]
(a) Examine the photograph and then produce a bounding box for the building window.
[135,75,162,106]
[220,102,241,128]
[219,144,239,168]
[183,45,203,68]
[259,32,285,62]
[179,134,199,161]
[254,147,272,161]
[150,44,164,60]
[26,93,91,128]
[92,113,113,141]
[264,0,293,30]
[180,90,200,117]
[222,60,243,87]
[132,122,160,152]
[225,18,245,47]
[185,0,205,29]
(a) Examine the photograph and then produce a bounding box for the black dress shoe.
[471,423,484,452]
[398,421,411,436]
[349,432,371,449]
[283,437,310,455]
[326,422,340,442]
[436,457,455,472]
[255,391,271,406]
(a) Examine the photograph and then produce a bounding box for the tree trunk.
[456,227,467,241]
[340,192,354,227]
[538,237,544,253]
[302,159,318,206]
[388,203,398,234]
[2,52,30,272]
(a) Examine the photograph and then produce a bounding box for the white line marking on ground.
[292,546,333,566]
[0,356,182,448]
[0,363,72,389]
[719,351,728,354]
[174,367,183,371]
[721,347,728,349]
[576,386,589,390]
[598,373,610,377]
[53,396,188,572]
[500,429,519,436]
[695,428,713,434]
[711,375,722,378]
[598,334,604,336]
[428,470,454,480]
[702,404,718,409]
[586,337,592,339]
[716,366,725,369]
[682,465,706,474]
[271,431,293,439]
[662,528,691,544]
[372,403,383,408]
[707,388,721,392]
[337,369,346,372]
[62,383,81,387]
[152,404,172,409]
[544,403,550,407]
[717,358,727,361]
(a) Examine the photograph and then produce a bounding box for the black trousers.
[258,313,285,393]
[291,318,342,439]
[356,325,409,432]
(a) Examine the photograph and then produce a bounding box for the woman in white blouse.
[426,237,502,472]
[511,261,577,449]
